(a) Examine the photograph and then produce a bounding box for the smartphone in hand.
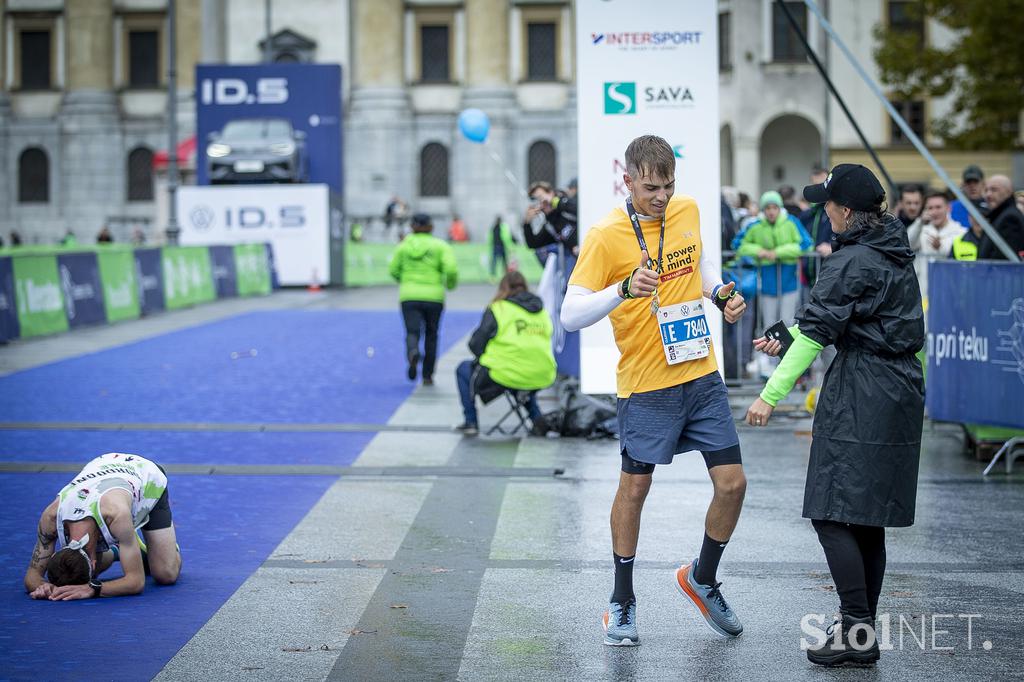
[763,320,795,357]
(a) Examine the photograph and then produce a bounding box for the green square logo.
[604,82,636,114]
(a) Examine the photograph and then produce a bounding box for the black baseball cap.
[803,164,885,211]
[962,164,984,182]
[410,213,432,228]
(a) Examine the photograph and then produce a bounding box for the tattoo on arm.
[29,523,57,571]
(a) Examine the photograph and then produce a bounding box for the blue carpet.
[0,430,375,466]
[0,308,478,681]
[0,472,336,682]
[0,309,477,424]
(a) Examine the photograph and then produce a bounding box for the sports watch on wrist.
[89,579,102,598]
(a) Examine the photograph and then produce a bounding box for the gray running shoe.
[675,558,743,638]
[602,598,640,646]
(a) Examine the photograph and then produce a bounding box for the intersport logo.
[591,31,703,50]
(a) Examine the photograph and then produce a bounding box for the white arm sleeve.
[561,284,623,332]
[699,248,724,298]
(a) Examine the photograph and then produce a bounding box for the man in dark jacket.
[978,175,1024,260]
[455,272,556,436]
[746,164,925,668]
[523,181,578,254]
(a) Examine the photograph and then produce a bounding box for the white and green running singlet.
[55,453,168,552]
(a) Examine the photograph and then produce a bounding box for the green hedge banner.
[162,246,216,310]
[344,242,544,288]
[96,248,140,322]
[13,254,68,337]
[234,244,272,296]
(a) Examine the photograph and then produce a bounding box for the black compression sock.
[694,533,728,586]
[612,553,636,603]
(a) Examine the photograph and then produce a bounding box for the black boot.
[807,613,880,667]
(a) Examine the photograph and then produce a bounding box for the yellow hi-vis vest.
[479,299,556,391]
[951,233,978,261]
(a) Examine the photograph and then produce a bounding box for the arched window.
[527,140,556,186]
[419,142,449,197]
[18,147,49,203]
[127,146,155,202]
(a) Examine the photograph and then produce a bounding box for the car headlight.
[207,143,232,158]
[270,142,295,156]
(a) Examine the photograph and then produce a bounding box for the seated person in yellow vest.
[24,453,181,600]
[389,213,459,385]
[455,272,557,436]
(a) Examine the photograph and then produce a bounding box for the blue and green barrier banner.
[97,247,141,322]
[134,248,166,315]
[0,243,273,341]
[13,254,67,338]
[234,243,273,296]
[343,242,545,288]
[209,245,239,299]
[927,260,1024,429]
[57,252,106,328]
[162,246,216,310]
[0,257,19,342]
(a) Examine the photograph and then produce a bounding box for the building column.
[346,0,412,217]
[457,0,517,238]
[61,0,120,237]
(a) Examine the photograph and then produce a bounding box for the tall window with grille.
[18,148,50,203]
[528,141,556,186]
[890,100,925,144]
[771,1,807,62]
[420,143,449,197]
[527,22,556,81]
[129,30,160,88]
[19,30,52,89]
[127,147,155,202]
[420,25,450,82]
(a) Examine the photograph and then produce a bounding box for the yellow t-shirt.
[569,194,718,398]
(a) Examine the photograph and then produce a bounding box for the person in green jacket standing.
[388,213,458,385]
[487,215,517,278]
[734,190,813,377]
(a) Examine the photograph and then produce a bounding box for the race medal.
[657,298,712,365]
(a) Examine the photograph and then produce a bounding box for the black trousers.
[401,300,443,380]
[812,519,886,620]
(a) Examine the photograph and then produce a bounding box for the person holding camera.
[523,181,578,257]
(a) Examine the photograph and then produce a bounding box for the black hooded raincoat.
[797,214,925,527]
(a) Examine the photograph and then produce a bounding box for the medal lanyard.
[625,198,665,274]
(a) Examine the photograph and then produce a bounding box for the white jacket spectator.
[907,191,965,301]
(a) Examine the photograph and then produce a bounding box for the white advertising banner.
[576,0,721,394]
[177,184,330,286]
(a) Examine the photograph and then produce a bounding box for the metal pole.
[165,0,179,245]
[804,0,1020,263]
[264,0,272,63]
[821,0,831,169]
[775,0,896,195]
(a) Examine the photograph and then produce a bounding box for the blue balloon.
[458,108,490,143]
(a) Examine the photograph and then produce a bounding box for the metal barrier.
[722,250,826,387]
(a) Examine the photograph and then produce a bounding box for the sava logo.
[644,85,695,108]
[603,82,636,115]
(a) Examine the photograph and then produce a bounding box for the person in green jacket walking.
[388,213,458,385]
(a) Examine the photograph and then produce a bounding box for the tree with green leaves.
[873,0,1024,150]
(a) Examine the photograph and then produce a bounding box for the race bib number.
[657,298,711,365]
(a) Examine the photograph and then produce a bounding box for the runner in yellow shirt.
[562,135,750,645]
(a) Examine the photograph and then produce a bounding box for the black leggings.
[811,519,886,620]
[400,301,443,380]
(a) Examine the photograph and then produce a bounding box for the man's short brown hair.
[625,135,675,181]
[46,548,91,586]
[925,189,949,203]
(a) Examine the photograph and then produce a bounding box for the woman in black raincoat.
[745,164,925,667]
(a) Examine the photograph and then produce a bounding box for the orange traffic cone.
[308,268,322,292]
